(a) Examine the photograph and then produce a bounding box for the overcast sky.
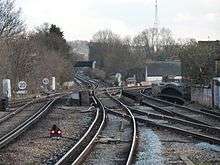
[16,0,220,41]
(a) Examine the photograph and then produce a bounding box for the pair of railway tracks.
[70,75,220,164]
[55,95,105,164]
[0,92,71,150]
[121,90,220,144]
[0,100,56,149]
[56,76,137,164]
[105,91,137,165]
[55,92,137,164]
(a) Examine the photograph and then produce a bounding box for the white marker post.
[51,77,56,91]
[92,61,96,69]
[145,66,148,81]
[3,79,11,100]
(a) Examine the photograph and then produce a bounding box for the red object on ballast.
[50,124,62,137]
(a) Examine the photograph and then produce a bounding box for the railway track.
[72,75,138,164]
[8,92,68,108]
[119,94,220,145]
[141,93,220,126]
[0,99,56,149]
[123,90,220,128]
[55,95,106,165]
[74,75,220,164]
[104,91,137,165]
[142,92,220,119]
[0,92,69,125]
[0,97,54,125]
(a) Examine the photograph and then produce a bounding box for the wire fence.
[191,85,212,107]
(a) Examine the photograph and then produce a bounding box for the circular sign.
[42,78,49,85]
[18,81,27,90]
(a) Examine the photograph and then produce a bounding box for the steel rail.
[0,101,35,124]
[106,91,137,165]
[128,106,220,135]
[0,92,66,124]
[106,108,220,145]
[0,99,56,149]
[122,90,216,126]
[141,92,220,120]
[55,96,106,165]
[141,100,210,126]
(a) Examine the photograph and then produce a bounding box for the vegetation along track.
[55,95,106,165]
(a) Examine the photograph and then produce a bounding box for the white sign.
[42,78,49,85]
[18,81,27,90]
[17,90,28,94]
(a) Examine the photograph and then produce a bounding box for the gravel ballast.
[0,105,95,164]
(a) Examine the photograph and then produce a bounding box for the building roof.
[74,61,95,68]
[198,40,220,55]
[147,61,181,76]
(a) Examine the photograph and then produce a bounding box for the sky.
[16,0,220,41]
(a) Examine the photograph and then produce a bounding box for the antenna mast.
[154,0,159,51]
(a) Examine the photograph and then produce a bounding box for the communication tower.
[154,0,159,51]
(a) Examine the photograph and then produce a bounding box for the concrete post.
[145,66,148,81]
[212,79,215,107]
[213,77,220,109]
[51,77,56,91]
[116,73,122,87]
[92,61,96,69]
[118,75,122,87]
[3,79,11,100]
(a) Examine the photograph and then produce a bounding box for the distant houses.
[126,61,182,84]
[68,40,89,61]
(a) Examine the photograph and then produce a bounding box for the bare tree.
[178,40,215,85]
[0,0,24,38]
[90,30,146,75]
[133,27,178,61]
[92,29,121,45]
[133,29,154,59]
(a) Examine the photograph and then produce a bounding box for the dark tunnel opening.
[159,87,185,105]
[161,87,183,97]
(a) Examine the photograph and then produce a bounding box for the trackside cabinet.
[0,97,8,111]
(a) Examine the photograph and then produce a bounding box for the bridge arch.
[160,84,183,98]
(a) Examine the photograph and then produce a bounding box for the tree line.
[0,0,72,94]
[89,29,219,85]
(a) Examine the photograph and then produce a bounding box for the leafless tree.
[0,0,24,38]
[133,27,178,60]
[90,30,146,75]
[133,29,154,59]
[0,25,72,94]
[178,40,215,85]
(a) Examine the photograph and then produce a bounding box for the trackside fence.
[191,85,212,107]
